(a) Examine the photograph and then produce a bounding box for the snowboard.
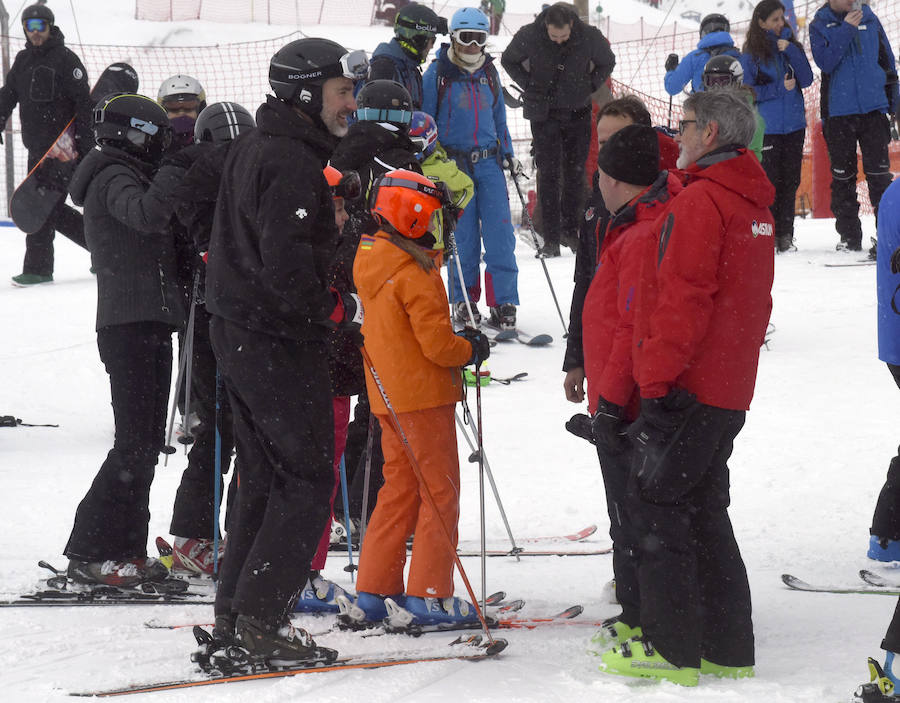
[9,62,139,234]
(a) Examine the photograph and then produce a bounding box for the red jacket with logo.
[632,147,775,411]
[582,171,683,418]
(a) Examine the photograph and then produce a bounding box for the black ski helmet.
[699,13,730,37]
[194,102,255,143]
[356,80,414,131]
[93,93,172,164]
[269,38,368,117]
[394,3,446,64]
[702,55,744,90]
[22,3,54,25]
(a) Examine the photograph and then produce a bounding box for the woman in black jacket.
[63,94,187,589]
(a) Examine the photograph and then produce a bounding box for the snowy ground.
[1,213,898,702]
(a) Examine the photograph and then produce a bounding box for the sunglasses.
[24,18,48,32]
[453,30,488,47]
[678,119,697,135]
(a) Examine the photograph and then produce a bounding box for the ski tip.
[559,604,584,619]
[484,591,507,606]
[525,334,553,346]
[485,638,509,656]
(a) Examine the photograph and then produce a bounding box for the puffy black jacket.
[0,27,93,155]
[205,96,340,341]
[501,5,615,119]
[69,146,186,332]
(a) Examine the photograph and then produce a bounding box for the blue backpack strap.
[435,59,500,112]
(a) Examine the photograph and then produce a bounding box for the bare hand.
[784,75,797,91]
[845,10,863,27]
[776,39,789,52]
[563,367,586,403]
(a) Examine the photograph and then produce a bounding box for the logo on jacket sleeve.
[73,67,84,81]
[294,207,308,220]
[751,220,773,238]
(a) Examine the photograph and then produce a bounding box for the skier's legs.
[559,108,592,237]
[356,412,421,596]
[870,364,900,541]
[406,404,460,598]
[531,117,563,247]
[474,159,519,307]
[822,115,862,246]
[858,111,893,221]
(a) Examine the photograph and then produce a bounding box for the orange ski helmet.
[370,169,447,243]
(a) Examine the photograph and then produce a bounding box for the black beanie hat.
[22,4,54,25]
[596,123,660,187]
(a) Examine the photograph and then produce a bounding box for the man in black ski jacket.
[0,4,92,285]
[501,2,615,257]
[203,38,366,662]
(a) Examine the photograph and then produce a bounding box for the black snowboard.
[9,62,139,234]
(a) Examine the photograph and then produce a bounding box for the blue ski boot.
[293,572,349,614]
[400,596,480,626]
[869,535,900,562]
[336,591,405,629]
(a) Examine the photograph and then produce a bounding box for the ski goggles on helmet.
[339,49,369,81]
[333,170,362,201]
[702,73,736,89]
[377,175,450,205]
[452,30,488,47]
[24,18,48,32]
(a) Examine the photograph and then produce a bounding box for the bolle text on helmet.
[415,23,438,32]
[751,220,773,238]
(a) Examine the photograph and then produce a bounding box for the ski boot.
[587,616,642,655]
[453,301,482,327]
[335,591,405,629]
[390,595,480,629]
[293,572,350,613]
[700,658,754,679]
[191,614,237,673]
[869,535,900,563]
[599,636,699,687]
[171,537,225,576]
[66,556,187,593]
[852,656,898,701]
[488,303,516,331]
[235,614,337,669]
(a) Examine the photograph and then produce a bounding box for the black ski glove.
[627,387,698,454]
[665,53,679,72]
[592,396,630,455]
[565,413,595,444]
[457,327,491,367]
[891,245,900,275]
[325,288,363,332]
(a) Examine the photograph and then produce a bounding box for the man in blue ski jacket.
[423,7,519,331]
[810,0,898,252]
[664,14,741,96]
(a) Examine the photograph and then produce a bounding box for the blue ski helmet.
[409,111,438,159]
[450,7,490,33]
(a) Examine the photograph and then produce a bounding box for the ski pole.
[359,345,504,650]
[359,411,376,548]
[212,368,222,579]
[508,171,568,337]
[667,94,673,130]
[339,454,356,579]
[180,271,203,449]
[164,299,196,465]
[455,406,521,560]
[447,232,478,330]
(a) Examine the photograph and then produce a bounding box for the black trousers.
[761,129,805,246]
[210,316,334,626]
[65,322,174,561]
[629,404,753,669]
[822,111,893,246]
[22,150,87,276]
[870,364,900,542]
[170,306,236,539]
[596,441,640,627]
[530,108,592,246]
[338,389,384,524]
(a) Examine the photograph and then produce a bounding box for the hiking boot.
[587,616,642,655]
[293,572,350,613]
[235,614,320,663]
[776,236,796,253]
[453,301,482,327]
[402,595,479,626]
[11,273,53,286]
[172,537,224,576]
[489,303,516,331]
[599,636,699,687]
[67,556,171,588]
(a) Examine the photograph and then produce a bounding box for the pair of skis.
[782,570,900,596]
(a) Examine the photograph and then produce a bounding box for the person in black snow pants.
[63,94,187,591]
[201,38,366,664]
[0,4,92,286]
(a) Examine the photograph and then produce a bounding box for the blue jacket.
[664,31,741,96]
[369,39,424,109]
[810,3,897,119]
[422,46,514,159]
[740,28,813,134]
[877,179,900,365]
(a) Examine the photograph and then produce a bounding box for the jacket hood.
[256,95,339,159]
[608,170,684,234]
[698,31,735,50]
[686,146,775,209]
[69,146,152,206]
[354,229,441,298]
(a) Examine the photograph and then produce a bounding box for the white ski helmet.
[157,74,207,110]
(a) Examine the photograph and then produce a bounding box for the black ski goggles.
[452,30,488,47]
[24,18,49,33]
[333,170,362,201]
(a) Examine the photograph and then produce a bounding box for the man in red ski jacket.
[580,124,683,656]
[599,89,774,686]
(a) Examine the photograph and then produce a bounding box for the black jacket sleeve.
[588,29,616,90]
[500,28,533,89]
[0,53,23,127]
[99,163,187,233]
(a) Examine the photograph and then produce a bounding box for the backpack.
[435,59,501,113]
